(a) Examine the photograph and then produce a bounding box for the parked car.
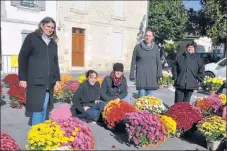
[205,57,226,80]
[197,52,221,64]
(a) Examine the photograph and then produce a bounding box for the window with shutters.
[110,32,124,58]
[71,1,86,11]
[113,1,124,17]
[20,0,36,8]
[11,0,45,11]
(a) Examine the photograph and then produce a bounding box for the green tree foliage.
[148,0,188,44]
[201,0,227,45]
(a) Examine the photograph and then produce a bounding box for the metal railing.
[1,55,18,74]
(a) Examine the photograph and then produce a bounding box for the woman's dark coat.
[71,80,100,116]
[100,75,128,102]
[18,32,60,112]
[172,52,205,90]
[129,41,162,90]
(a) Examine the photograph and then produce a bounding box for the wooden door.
[72,28,85,67]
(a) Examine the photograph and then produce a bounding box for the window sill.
[111,16,126,21]
[70,8,88,15]
[14,5,43,12]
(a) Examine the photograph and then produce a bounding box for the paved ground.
[1,72,218,150]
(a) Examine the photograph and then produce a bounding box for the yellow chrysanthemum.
[26,120,72,150]
[219,93,226,105]
[159,115,177,135]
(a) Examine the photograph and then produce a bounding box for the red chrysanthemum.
[2,74,19,87]
[102,100,137,129]
[8,85,26,108]
[166,102,202,131]
[0,131,20,151]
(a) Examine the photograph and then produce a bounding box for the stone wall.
[57,1,148,73]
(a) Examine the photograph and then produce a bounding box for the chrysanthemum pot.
[167,84,173,88]
[142,136,167,147]
[159,85,164,89]
[206,140,222,151]
[210,90,216,96]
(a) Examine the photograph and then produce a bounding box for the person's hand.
[95,100,100,104]
[83,106,90,111]
[19,81,27,88]
[55,81,61,92]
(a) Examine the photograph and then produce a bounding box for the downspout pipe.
[146,0,150,28]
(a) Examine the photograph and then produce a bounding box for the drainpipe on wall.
[146,0,150,28]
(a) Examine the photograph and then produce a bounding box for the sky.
[183,0,202,11]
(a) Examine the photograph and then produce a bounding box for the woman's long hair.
[35,17,59,42]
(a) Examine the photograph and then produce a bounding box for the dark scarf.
[110,71,123,86]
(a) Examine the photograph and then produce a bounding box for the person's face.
[41,22,55,36]
[144,31,154,44]
[115,71,123,78]
[87,73,97,85]
[186,46,195,54]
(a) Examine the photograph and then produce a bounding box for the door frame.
[71,27,86,68]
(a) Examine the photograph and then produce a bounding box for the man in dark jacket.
[100,63,131,103]
[172,43,205,103]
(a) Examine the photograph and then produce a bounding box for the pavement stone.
[0,72,213,150]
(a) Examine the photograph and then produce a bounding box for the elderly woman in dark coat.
[129,28,162,98]
[71,70,105,122]
[100,63,131,103]
[172,43,205,103]
[18,17,61,125]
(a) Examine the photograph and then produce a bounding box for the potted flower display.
[54,75,74,102]
[158,115,177,136]
[203,77,224,96]
[1,131,20,151]
[194,96,222,117]
[26,118,94,150]
[124,111,168,147]
[77,75,86,84]
[166,102,202,137]
[102,99,136,130]
[61,80,79,103]
[197,115,226,151]
[134,96,167,114]
[8,85,26,108]
[2,74,19,88]
[167,77,174,88]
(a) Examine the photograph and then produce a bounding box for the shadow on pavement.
[0,99,6,106]
[96,122,138,148]
[132,93,138,99]
[181,131,207,149]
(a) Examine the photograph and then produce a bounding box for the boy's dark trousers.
[175,88,194,103]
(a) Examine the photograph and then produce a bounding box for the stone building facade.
[56,1,148,73]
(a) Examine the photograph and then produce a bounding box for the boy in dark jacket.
[71,70,105,122]
[172,43,205,103]
[100,63,131,103]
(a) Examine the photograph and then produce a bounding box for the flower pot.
[159,85,164,89]
[142,136,167,147]
[167,84,173,88]
[207,140,222,151]
[210,90,216,96]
